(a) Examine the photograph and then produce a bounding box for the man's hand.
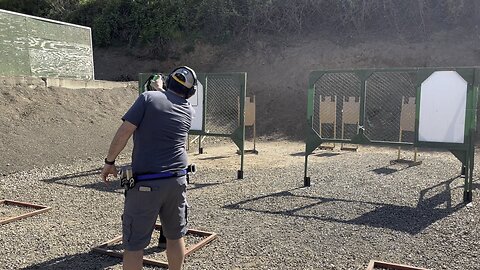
[101,164,118,183]
[100,120,136,183]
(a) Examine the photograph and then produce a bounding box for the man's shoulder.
[142,91,169,103]
[142,90,166,98]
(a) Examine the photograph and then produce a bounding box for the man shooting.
[101,66,197,270]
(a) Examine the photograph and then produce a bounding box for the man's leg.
[122,186,162,270]
[166,237,186,270]
[123,250,143,270]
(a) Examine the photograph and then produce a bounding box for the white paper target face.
[188,81,204,131]
[418,71,467,143]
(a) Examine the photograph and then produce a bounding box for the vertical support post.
[199,74,208,155]
[463,72,478,203]
[467,146,474,203]
[253,97,257,152]
[304,153,310,186]
[237,73,246,179]
[341,102,345,141]
[398,96,404,160]
[463,156,471,202]
[464,78,478,202]
[358,76,367,134]
[198,135,203,154]
[461,144,469,201]
[253,123,256,152]
[397,129,402,160]
[304,74,318,187]
[462,86,470,201]
[333,96,337,140]
[468,74,479,202]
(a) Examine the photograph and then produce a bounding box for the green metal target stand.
[304,67,478,202]
[139,72,247,179]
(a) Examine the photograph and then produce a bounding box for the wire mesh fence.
[313,72,361,140]
[365,71,416,143]
[306,67,478,202]
[204,74,241,135]
[312,71,419,143]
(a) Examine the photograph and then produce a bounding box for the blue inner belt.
[136,170,187,181]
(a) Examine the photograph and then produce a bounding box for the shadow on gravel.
[42,167,102,183]
[107,243,167,256]
[188,182,221,191]
[371,162,419,175]
[371,167,398,175]
[315,152,341,158]
[224,176,464,235]
[20,251,121,270]
[198,155,230,161]
[290,152,342,157]
[82,180,124,194]
[41,167,124,194]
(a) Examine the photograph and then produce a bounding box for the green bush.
[1,0,477,49]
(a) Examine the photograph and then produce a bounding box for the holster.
[119,165,135,190]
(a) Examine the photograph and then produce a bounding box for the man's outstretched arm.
[101,120,137,182]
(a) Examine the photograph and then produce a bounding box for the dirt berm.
[0,78,137,175]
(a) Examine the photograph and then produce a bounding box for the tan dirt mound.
[0,82,137,175]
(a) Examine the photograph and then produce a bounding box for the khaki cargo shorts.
[122,176,188,251]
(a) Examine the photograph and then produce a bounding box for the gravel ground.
[0,141,479,270]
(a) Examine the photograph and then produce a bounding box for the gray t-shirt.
[122,90,193,174]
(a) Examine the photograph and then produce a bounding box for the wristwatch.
[104,158,115,165]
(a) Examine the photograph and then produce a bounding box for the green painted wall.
[0,9,93,80]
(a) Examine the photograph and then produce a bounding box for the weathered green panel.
[26,17,93,79]
[0,9,93,79]
[28,36,93,79]
[0,12,30,75]
[27,18,90,45]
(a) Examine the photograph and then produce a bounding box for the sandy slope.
[0,82,138,175]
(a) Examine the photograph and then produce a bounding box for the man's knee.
[166,237,186,250]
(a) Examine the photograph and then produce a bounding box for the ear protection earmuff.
[166,66,198,98]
